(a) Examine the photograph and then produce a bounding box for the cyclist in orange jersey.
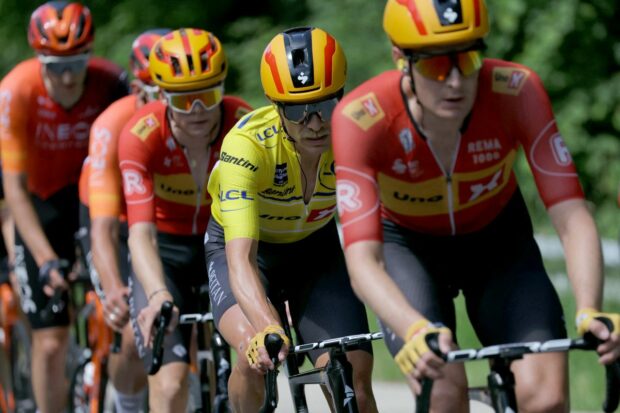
[78,29,171,413]
[0,2,128,412]
[331,1,620,412]
[118,28,251,411]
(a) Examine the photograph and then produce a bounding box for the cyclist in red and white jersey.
[118,28,251,410]
[332,1,620,411]
[0,3,128,412]
[78,29,170,413]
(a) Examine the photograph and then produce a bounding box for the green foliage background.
[1,0,616,236]
[1,0,619,409]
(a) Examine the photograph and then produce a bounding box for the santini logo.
[220,152,258,172]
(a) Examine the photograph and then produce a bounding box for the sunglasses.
[164,85,224,114]
[411,50,482,82]
[38,53,90,76]
[278,97,340,125]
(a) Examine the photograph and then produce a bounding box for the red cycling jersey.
[0,57,128,199]
[79,95,137,220]
[332,59,584,247]
[118,97,251,235]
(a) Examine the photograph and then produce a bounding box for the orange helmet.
[130,29,171,84]
[28,1,94,56]
[260,27,346,103]
[383,0,489,50]
[148,28,227,92]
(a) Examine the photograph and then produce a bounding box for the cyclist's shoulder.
[478,58,546,99]
[92,95,137,133]
[120,100,166,150]
[225,105,281,148]
[0,58,41,94]
[339,70,401,109]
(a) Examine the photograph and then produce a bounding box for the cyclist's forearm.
[91,216,123,291]
[226,238,278,331]
[128,222,167,297]
[345,240,423,340]
[549,199,603,310]
[3,172,56,265]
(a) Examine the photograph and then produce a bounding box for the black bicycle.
[151,297,231,413]
[260,328,384,413]
[415,330,620,412]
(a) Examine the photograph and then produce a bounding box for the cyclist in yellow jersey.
[205,27,377,413]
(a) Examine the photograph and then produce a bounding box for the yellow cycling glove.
[576,308,620,336]
[395,319,452,375]
[246,324,290,366]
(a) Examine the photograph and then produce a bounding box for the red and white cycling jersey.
[118,97,251,235]
[332,59,584,247]
[0,57,127,199]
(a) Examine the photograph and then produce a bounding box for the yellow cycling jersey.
[208,105,337,243]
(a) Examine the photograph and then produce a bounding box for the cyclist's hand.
[138,291,178,348]
[103,285,130,332]
[40,259,70,296]
[576,308,620,364]
[246,324,290,374]
[395,319,453,395]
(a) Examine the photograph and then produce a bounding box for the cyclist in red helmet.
[78,29,170,413]
[332,0,620,411]
[0,2,128,412]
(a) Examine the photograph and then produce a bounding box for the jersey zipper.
[426,134,461,235]
[182,146,210,235]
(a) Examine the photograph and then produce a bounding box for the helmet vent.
[283,28,315,88]
[186,54,194,73]
[170,56,182,76]
[36,19,49,40]
[76,13,86,39]
[200,51,208,73]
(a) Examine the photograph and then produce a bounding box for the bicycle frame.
[416,335,620,413]
[150,300,232,413]
[261,329,384,413]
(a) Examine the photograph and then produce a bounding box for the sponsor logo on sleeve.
[342,93,385,131]
[129,113,160,141]
[220,151,258,172]
[122,170,147,196]
[549,133,572,166]
[337,180,363,213]
[399,128,414,154]
[492,67,529,96]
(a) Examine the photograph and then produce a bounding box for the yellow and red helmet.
[260,27,346,103]
[148,28,227,92]
[28,1,94,56]
[383,0,489,50]
[130,29,171,84]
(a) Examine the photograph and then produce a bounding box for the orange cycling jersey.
[0,57,128,199]
[332,59,584,247]
[79,95,138,220]
[118,97,251,235]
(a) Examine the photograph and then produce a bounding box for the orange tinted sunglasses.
[412,50,482,82]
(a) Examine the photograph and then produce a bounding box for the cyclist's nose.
[304,113,323,131]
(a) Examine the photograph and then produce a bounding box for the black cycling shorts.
[14,185,79,329]
[205,218,372,363]
[379,189,567,356]
[129,232,207,369]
